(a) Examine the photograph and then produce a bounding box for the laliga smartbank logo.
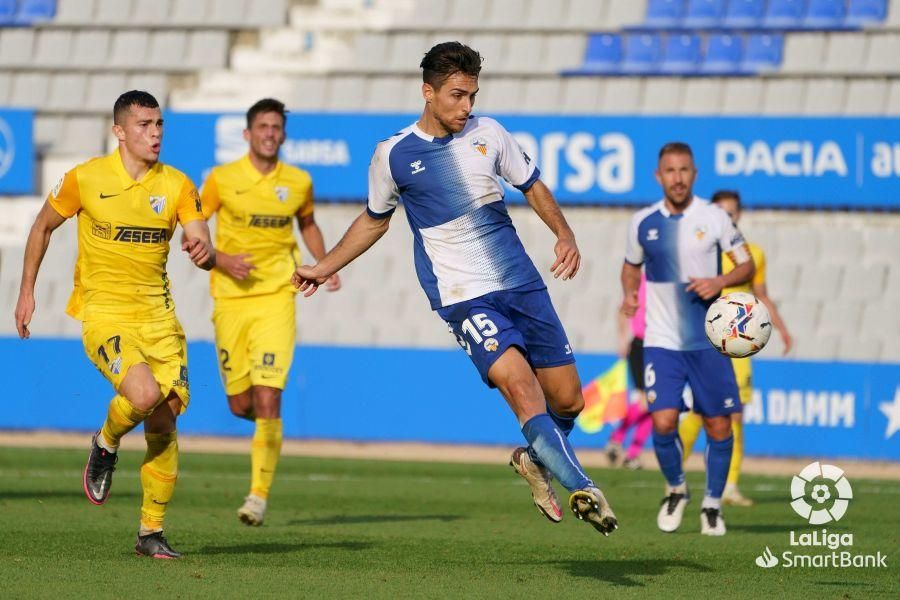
[754,462,887,569]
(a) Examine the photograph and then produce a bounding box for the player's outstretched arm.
[687,247,756,300]
[181,219,216,271]
[292,209,389,297]
[752,282,793,354]
[522,180,580,280]
[298,213,341,292]
[16,202,66,338]
[620,262,642,318]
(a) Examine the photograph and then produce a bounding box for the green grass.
[0,448,896,599]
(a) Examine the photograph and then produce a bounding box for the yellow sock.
[140,432,178,533]
[678,412,704,463]
[250,418,283,500]
[100,394,153,449]
[727,419,743,486]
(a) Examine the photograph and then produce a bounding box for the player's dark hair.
[113,90,159,124]
[420,42,483,89]
[712,190,742,209]
[658,142,694,161]
[247,98,287,128]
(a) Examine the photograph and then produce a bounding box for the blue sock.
[521,414,593,493]
[705,435,734,500]
[652,429,686,488]
[527,405,576,466]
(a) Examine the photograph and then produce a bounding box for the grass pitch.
[0,447,896,598]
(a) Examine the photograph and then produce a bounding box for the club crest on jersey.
[695,225,708,241]
[471,137,488,156]
[410,160,425,174]
[274,186,289,202]
[149,196,166,215]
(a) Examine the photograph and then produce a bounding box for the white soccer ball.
[704,292,772,358]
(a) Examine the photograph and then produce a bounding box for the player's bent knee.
[652,410,679,435]
[703,416,733,441]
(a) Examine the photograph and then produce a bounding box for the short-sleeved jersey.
[48,149,203,322]
[367,116,543,309]
[624,197,751,351]
[201,155,313,299]
[722,242,765,296]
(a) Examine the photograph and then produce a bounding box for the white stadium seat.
[47,73,88,112]
[780,34,827,74]
[762,78,807,115]
[864,33,900,75]
[719,79,764,115]
[33,30,73,68]
[843,79,887,115]
[597,78,643,113]
[148,31,189,70]
[823,34,868,75]
[680,78,724,114]
[70,30,111,69]
[559,77,603,114]
[94,0,133,24]
[108,30,150,68]
[839,264,888,302]
[131,0,172,25]
[803,78,846,115]
[10,72,50,109]
[0,29,34,67]
[640,78,683,114]
[54,0,97,25]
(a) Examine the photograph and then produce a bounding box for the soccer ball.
[704,292,772,358]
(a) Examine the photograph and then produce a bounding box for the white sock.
[97,432,118,453]
[702,496,721,510]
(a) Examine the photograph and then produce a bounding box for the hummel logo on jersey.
[647,228,659,241]
[410,160,425,174]
[99,192,119,199]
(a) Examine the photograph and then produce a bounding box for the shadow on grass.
[551,558,714,587]
[0,490,140,500]
[200,540,375,555]
[288,514,463,526]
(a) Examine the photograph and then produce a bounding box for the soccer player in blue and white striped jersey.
[293,42,617,536]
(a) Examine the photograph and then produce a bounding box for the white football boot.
[657,486,689,533]
[509,447,563,523]
[700,507,727,536]
[237,494,267,526]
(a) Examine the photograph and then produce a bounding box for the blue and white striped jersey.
[625,197,751,351]
[367,116,543,309]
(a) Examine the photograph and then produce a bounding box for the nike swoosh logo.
[99,192,120,199]
[236,188,253,195]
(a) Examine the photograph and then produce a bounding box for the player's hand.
[621,290,640,318]
[325,273,342,292]
[291,265,330,297]
[551,237,581,280]
[14,291,34,339]
[219,253,256,281]
[780,329,793,355]
[686,276,724,300]
[182,238,215,271]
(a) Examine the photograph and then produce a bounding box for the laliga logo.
[790,461,853,525]
[0,117,15,179]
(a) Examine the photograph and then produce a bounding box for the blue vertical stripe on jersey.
[638,210,680,283]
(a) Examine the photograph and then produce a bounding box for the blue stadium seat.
[845,0,888,27]
[682,0,726,28]
[722,0,765,28]
[0,0,16,25]
[700,33,743,74]
[802,0,846,28]
[621,34,663,74]
[740,34,784,73]
[576,33,623,74]
[659,34,701,74]
[644,0,684,28]
[763,0,806,28]
[14,0,56,24]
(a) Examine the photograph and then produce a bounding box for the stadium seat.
[109,31,149,68]
[643,0,684,28]
[131,0,171,25]
[208,0,246,26]
[780,33,825,73]
[47,73,88,112]
[803,78,846,113]
[841,264,888,301]
[802,0,846,29]
[819,229,863,264]
[170,0,207,25]
[682,0,726,28]
[57,116,106,156]
[521,78,564,113]
[844,79,888,113]
[544,34,586,72]
[446,0,488,30]
[33,30,72,68]
[94,0,131,24]
[719,78,763,113]
[659,34,701,74]
[795,264,843,301]
[865,34,900,74]
[763,0,805,28]
[563,0,607,30]
[740,34,784,73]
[500,34,544,74]
[888,80,900,114]
[839,335,882,361]
[54,0,95,24]
[680,78,724,113]
[607,0,651,28]
[824,34,869,73]
[621,34,662,74]
[845,0,889,26]
[245,0,288,26]
[14,0,56,24]
[484,0,526,29]
[325,75,367,110]
[722,0,765,28]
[385,33,427,73]
[84,73,128,113]
[816,301,862,338]
[598,77,643,112]
[0,0,15,25]
[71,31,111,69]
[525,0,567,30]
[575,34,622,74]
[186,31,228,68]
[148,31,189,70]
[0,29,34,68]
[700,34,742,75]
[9,72,50,109]
[641,78,683,113]
[559,78,602,113]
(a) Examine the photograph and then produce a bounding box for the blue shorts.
[643,347,741,417]
[437,285,574,387]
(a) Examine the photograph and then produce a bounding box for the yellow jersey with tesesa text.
[48,148,203,322]
[201,155,314,299]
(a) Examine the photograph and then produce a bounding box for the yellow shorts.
[731,357,753,406]
[82,316,190,412]
[212,293,296,396]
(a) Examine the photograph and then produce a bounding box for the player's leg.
[687,349,740,536]
[238,294,294,526]
[644,347,690,532]
[678,411,704,461]
[491,351,617,535]
[723,358,753,506]
[228,390,254,421]
[214,300,253,419]
[135,393,182,559]
[624,399,652,469]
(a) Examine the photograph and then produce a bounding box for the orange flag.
[577,359,628,434]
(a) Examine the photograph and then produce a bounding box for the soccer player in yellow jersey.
[14,91,214,559]
[200,98,340,526]
[679,190,792,507]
